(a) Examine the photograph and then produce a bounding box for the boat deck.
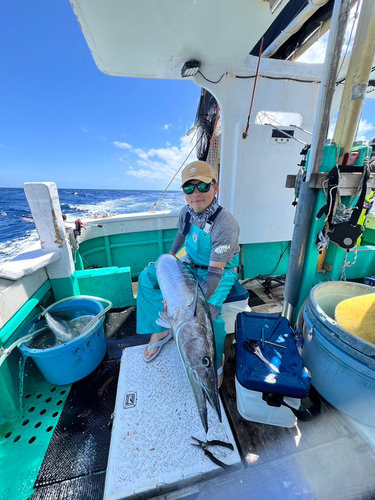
[24,279,375,499]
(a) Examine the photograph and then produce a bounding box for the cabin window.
[256,111,301,145]
[255,111,302,128]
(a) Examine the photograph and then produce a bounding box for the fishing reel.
[74,219,83,239]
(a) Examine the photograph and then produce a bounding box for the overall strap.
[182,211,191,236]
[203,206,223,233]
[182,206,223,236]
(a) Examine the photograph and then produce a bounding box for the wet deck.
[29,279,375,500]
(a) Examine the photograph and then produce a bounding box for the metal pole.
[282,0,351,322]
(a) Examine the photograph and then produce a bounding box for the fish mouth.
[189,371,222,433]
[175,331,221,432]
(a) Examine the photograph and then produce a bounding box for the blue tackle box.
[235,312,311,427]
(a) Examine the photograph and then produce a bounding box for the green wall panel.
[242,241,290,279]
[75,267,136,308]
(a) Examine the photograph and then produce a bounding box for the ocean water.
[0,187,185,263]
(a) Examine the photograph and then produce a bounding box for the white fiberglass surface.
[105,341,241,500]
[70,0,274,78]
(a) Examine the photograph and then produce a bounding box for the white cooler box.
[222,281,250,334]
[235,378,301,428]
[235,312,312,428]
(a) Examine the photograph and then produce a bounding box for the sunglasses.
[182,182,212,195]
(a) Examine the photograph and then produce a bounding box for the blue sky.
[1,2,374,190]
[1,1,200,190]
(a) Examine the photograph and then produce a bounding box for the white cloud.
[163,124,172,130]
[298,3,360,64]
[356,119,375,141]
[298,33,329,64]
[327,117,337,139]
[114,134,198,183]
[114,141,132,150]
[328,118,375,142]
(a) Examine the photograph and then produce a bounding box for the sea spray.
[18,354,27,415]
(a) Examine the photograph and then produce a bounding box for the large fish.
[155,253,221,433]
[43,312,95,343]
[44,312,73,342]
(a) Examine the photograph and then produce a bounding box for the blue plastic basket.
[19,298,107,385]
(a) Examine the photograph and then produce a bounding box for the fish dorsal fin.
[187,280,199,317]
[192,280,199,316]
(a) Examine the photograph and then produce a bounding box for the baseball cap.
[181,161,217,187]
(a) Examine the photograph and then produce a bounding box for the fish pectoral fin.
[156,312,172,329]
[208,304,221,321]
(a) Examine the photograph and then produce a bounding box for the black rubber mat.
[34,360,119,487]
[247,289,266,307]
[104,306,150,360]
[30,472,105,500]
[104,306,137,338]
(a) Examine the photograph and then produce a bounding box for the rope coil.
[339,247,358,281]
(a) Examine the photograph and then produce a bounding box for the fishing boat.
[2,0,375,498]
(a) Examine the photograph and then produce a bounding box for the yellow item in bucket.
[334,292,375,344]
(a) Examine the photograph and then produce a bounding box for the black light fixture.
[181,60,202,78]
[367,79,375,94]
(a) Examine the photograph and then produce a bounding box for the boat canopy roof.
[70,0,329,79]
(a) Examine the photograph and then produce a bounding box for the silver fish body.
[44,312,73,342]
[155,254,221,432]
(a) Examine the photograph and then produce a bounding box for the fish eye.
[202,356,211,367]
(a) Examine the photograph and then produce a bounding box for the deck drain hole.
[36,394,42,399]
[60,390,66,395]
[51,387,56,392]
[5,432,12,439]
[13,435,21,442]
[25,394,31,399]
[56,400,63,406]
[28,407,35,413]
[35,422,41,428]
[40,409,46,415]
[52,412,59,418]
[46,426,53,433]
[22,419,29,426]
[29,437,36,444]
[46,397,52,403]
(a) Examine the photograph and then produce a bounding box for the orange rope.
[243,37,264,139]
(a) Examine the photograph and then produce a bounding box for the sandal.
[143,330,173,363]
